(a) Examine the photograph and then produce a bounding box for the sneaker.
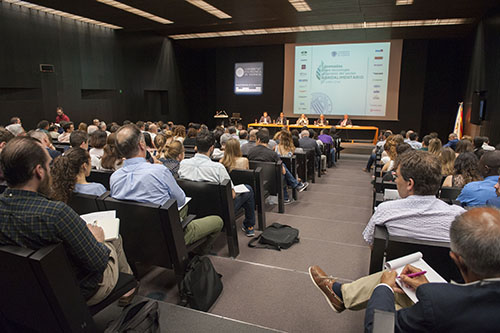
[296,182,309,192]
[242,226,255,237]
[284,198,294,204]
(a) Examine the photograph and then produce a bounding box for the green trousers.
[183,215,224,255]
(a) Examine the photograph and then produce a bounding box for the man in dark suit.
[276,112,287,125]
[309,207,500,332]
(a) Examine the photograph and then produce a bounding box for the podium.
[214,111,229,127]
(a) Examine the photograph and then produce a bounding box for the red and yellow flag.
[453,102,463,139]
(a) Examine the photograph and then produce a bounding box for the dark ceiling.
[11,0,500,46]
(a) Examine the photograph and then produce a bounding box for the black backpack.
[248,223,300,250]
[105,300,159,333]
[179,256,223,312]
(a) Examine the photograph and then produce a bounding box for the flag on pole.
[453,102,463,139]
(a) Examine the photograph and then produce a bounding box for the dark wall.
[0,2,188,130]
[464,9,500,145]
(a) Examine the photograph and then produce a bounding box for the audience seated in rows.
[362,150,465,245]
[248,129,309,204]
[457,150,500,207]
[0,137,136,305]
[310,206,500,331]
[30,130,61,160]
[110,124,223,254]
[364,130,392,172]
[179,131,256,237]
[51,147,107,200]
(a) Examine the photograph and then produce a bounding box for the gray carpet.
[136,153,373,332]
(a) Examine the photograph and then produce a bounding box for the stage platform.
[340,142,374,155]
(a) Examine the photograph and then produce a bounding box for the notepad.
[385,252,447,303]
[383,189,400,201]
[234,184,250,194]
[80,210,120,241]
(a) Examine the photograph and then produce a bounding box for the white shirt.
[89,148,104,168]
[362,195,465,245]
[409,140,422,149]
[179,153,234,189]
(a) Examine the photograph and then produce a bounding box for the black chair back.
[102,197,187,273]
[67,192,108,215]
[230,167,266,230]
[304,149,316,183]
[370,226,463,283]
[249,160,284,213]
[176,179,239,257]
[439,186,462,205]
[86,170,113,190]
[0,244,96,332]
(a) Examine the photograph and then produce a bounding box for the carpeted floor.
[138,153,373,332]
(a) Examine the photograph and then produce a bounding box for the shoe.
[242,226,255,237]
[308,266,345,313]
[296,182,309,192]
[118,281,140,307]
[284,198,294,204]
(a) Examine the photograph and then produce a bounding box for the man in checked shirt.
[0,137,136,305]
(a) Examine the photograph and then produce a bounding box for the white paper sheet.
[80,210,120,241]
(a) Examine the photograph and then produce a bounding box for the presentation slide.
[234,62,263,95]
[293,42,391,116]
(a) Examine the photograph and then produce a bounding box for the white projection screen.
[283,40,403,121]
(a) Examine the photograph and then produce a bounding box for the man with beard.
[0,137,136,306]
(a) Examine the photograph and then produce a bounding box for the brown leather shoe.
[308,265,345,313]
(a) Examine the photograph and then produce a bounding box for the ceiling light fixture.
[169,18,473,40]
[185,0,231,19]
[96,0,173,24]
[396,0,414,5]
[1,0,122,29]
[288,0,311,12]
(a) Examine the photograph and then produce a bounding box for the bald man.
[310,207,500,331]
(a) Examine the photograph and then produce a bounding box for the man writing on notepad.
[309,207,500,332]
[0,137,136,306]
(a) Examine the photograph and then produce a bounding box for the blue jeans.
[330,148,336,165]
[366,153,376,170]
[233,185,255,229]
[283,164,300,200]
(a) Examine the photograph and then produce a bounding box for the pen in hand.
[398,270,427,279]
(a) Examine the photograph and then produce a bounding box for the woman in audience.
[428,138,442,155]
[273,131,282,145]
[143,132,156,155]
[443,152,483,188]
[100,133,123,171]
[173,125,186,143]
[440,147,456,176]
[183,128,197,146]
[89,130,107,168]
[455,139,474,156]
[381,135,404,173]
[163,130,174,145]
[159,140,185,178]
[51,148,106,203]
[275,130,296,157]
[154,133,167,154]
[221,138,249,172]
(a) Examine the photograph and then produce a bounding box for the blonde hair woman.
[220,138,249,172]
[173,125,186,143]
[440,147,456,176]
[159,140,185,178]
[381,135,404,173]
[428,138,442,155]
[275,130,296,157]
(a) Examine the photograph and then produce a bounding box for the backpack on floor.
[104,300,159,333]
[179,255,223,312]
[248,223,300,251]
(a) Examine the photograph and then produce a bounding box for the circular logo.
[235,67,245,78]
[310,92,333,114]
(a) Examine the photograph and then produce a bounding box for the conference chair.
[86,169,113,190]
[0,243,136,332]
[248,160,285,213]
[438,186,462,205]
[67,192,108,215]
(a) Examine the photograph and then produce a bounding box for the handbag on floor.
[248,223,300,251]
[104,300,159,333]
[180,255,223,312]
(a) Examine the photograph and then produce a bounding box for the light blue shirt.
[457,175,498,207]
[110,157,186,207]
[74,183,107,197]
